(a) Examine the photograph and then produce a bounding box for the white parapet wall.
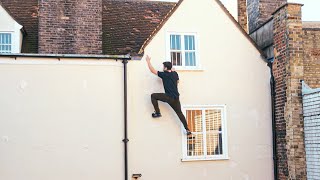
[302,81,320,180]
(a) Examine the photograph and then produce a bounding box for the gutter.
[267,59,278,180]
[0,53,131,60]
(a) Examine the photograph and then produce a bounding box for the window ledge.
[181,157,229,162]
[173,66,204,72]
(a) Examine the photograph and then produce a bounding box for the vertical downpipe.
[122,59,129,180]
[268,60,278,180]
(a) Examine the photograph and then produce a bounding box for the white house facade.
[0,0,273,179]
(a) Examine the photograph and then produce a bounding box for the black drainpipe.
[267,59,278,180]
[122,59,129,180]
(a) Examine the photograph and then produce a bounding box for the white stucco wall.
[0,59,125,180]
[129,0,273,179]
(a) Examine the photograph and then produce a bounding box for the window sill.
[173,66,204,72]
[181,157,229,162]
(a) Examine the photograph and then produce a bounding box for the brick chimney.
[272,3,307,180]
[39,0,102,54]
[247,0,286,33]
[238,0,248,32]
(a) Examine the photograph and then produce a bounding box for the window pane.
[170,35,181,50]
[8,34,11,44]
[187,110,202,132]
[170,35,175,49]
[187,134,204,156]
[205,109,223,155]
[184,35,195,50]
[206,133,223,155]
[177,51,181,65]
[186,110,204,157]
[176,35,181,50]
[205,109,222,131]
[0,33,12,53]
[185,52,189,66]
[171,52,176,65]
[185,35,189,50]
[185,52,196,66]
[171,52,182,66]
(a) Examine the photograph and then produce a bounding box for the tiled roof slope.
[0,0,39,53]
[102,0,175,55]
[0,0,174,55]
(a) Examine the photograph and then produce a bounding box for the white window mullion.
[202,109,207,157]
[181,34,185,67]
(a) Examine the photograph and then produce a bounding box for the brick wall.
[272,4,289,178]
[39,0,102,54]
[273,3,307,179]
[247,0,286,33]
[303,26,320,88]
[238,0,248,32]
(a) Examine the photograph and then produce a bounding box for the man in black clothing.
[146,55,191,135]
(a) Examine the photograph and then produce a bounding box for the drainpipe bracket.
[122,138,129,143]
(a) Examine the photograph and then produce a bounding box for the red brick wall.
[273,3,307,180]
[39,0,102,54]
[303,28,320,88]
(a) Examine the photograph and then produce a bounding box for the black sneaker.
[152,112,162,118]
[186,130,192,136]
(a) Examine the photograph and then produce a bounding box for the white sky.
[152,0,320,21]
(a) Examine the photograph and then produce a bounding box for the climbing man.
[146,55,192,136]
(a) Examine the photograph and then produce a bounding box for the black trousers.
[151,93,189,131]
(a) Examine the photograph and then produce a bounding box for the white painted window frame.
[0,28,22,54]
[166,32,202,71]
[181,105,229,161]
[0,32,13,53]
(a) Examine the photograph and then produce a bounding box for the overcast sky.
[152,0,320,21]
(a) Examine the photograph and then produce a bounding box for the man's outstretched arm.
[146,55,158,75]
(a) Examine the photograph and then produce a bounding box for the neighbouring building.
[0,0,274,180]
[238,0,320,179]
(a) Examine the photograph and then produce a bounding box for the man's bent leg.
[170,99,190,131]
[151,93,170,113]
